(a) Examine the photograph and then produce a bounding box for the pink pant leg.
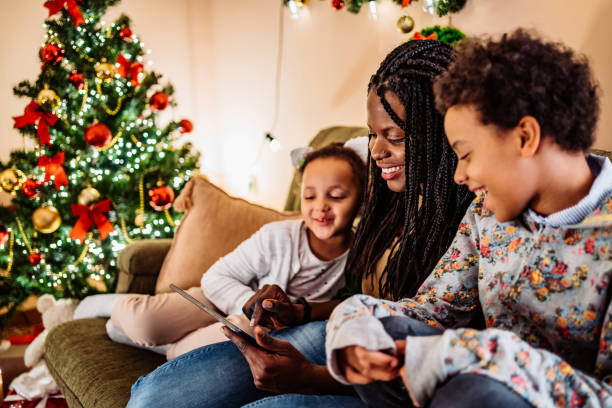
[166,314,252,359]
[110,287,219,346]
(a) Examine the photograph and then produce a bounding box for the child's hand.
[337,344,402,384]
[242,284,305,329]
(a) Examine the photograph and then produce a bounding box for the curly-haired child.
[327,29,612,408]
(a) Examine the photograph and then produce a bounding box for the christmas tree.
[0,0,199,327]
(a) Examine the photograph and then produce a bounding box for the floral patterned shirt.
[326,156,612,407]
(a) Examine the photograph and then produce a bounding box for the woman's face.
[367,90,407,193]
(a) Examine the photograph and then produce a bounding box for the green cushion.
[45,318,165,408]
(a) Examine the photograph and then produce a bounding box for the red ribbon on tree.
[402,0,411,6]
[70,198,114,242]
[117,54,144,86]
[44,0,84,27]
[413,32,438,40]
[13,101,58,146]
[38,152,68,190]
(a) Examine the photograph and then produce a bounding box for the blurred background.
[2,0,611,208]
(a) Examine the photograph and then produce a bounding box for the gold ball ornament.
[0,168,26,194]
[37,85,59,110]
[95,58,115,83]
[32,206,61,234]
[134,211,144,227]
[396,15,415,34]
[78,186,101,206]
[296,0,310,5]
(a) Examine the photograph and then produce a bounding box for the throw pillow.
[155,175,298,293]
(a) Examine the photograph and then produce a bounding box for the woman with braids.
[127,39,472,408]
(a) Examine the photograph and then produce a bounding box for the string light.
[368,0,378,19]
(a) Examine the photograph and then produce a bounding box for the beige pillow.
[155,175,298,293]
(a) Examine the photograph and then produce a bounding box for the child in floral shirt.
[326,29,612,408]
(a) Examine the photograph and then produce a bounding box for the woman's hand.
[242,284,305,329]
[336,340,405,384]
[221,325,314,393]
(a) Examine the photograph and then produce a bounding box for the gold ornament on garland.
[78,186,101,206]
[396,15,415,34]
[95,58,115,83]
[0,168,26,194]
[32,206,62,234]
[134,209,144,227]
[37,85,60,110]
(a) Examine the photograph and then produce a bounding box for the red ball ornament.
[0,225,8,245]
[41,43,64,65]
[332,0,345,10]
[148,185,175,211]
[21,179,43,200]
[179,119,193,134]
[69,70,85,89]
[119,26,133,41]
[85,123,113,149]
[29,252,43,265]
[150,92,169,111]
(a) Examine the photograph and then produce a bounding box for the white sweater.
[201,219,347,316]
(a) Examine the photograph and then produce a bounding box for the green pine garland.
[284,0,468,16]
[409,25,466,45]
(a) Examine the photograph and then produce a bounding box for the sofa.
[44,126,368,408]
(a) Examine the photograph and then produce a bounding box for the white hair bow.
[289,136,369,169]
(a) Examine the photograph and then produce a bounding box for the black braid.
[344,40,474,300]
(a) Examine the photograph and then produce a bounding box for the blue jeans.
[247,317,532,408]
[127,320,359,408]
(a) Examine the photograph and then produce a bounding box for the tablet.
[169,284,259,345]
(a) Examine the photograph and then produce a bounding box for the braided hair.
[344,40,474,300]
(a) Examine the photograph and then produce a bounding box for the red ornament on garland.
[69,70,84,89]
[179,119,193,134]
[22,179,43,200]
[40,43,64,65]
[150,92,169,111]
[148,185,175,211]
[29,252,43,265]
[332,0,344,10]
[84,123,112,149]
[119,26,133,40]
[0,225,8,245]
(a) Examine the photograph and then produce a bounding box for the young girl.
[328,29,612,408]
[107,143,366,360]
[126,39,473,408]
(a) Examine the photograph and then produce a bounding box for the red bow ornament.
[117,54,144,86]
[38,152,68,190]
[44,0,85,27]
[413,32,438,40]
[402,0,411,6]
[13,101,58,146]
[70,198,114,242]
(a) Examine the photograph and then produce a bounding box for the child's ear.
[515,116,541,158]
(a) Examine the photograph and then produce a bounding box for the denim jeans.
[128,316,532,408]
[247,317,533,408]
[127,320,359,408]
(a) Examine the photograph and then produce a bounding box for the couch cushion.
[45,318,165,408]
[155,175,298,293]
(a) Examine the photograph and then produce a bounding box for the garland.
[284,0,467,17]
[410,25,465,46]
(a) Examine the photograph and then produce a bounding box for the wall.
[1,0,611,209]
